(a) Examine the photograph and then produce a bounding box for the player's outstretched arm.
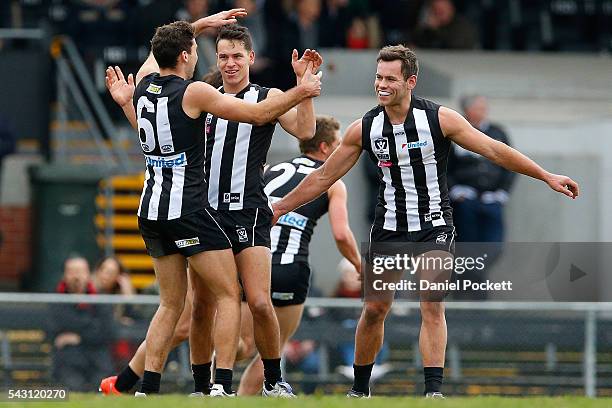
[440,107,579,199]
[276,49,324,140]
[328,180,361,274]
[183,67,321,126]
[273,120,363,223]
[191,8,247,36]
[105,66,137,129]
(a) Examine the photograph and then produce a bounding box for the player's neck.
[305,152,326,162]
[223,76,250,94]
[159,67,187,80]
[384,94,412,125]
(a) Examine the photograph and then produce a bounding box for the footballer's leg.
[188,266,217,395]
[100,277,193,394]
[236,301,256,362]
[139,254,189,394]
[188,249,241,396]
[238,303,304,395]
[349,300,393,397]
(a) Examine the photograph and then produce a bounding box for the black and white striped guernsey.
[362,96,453,232]
[204,83,275,211]
[135,73,208,221]
[265,155,329,265]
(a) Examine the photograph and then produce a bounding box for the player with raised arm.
[272,45,579,398]
[102,11,321,396]
[101,18,322,397]
[237,115,361,395]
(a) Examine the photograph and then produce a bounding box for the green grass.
[3,394,612,408]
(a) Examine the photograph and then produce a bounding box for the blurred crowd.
[3,0,611,89]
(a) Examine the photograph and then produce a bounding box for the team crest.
[236,227,248,243]
[373,137,390,161]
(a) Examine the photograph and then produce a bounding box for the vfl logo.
[175,237,200,248]
[236,227,248,243]
[222,193,241,204]
[205,114,213,135]
[373,137,390,161]
[436,234,447,244]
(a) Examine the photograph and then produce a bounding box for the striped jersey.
[265,155,329,264]
[135,73,208,221]
[362,96,453,232]
[204,83,275,211]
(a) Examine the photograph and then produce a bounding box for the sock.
[215,368,233,394]
[352,363,374,394]
[140,370,161,394]
[115,365,140,392]
[262,358,282,390]
[424,367,444,394]
[192,362,212,394]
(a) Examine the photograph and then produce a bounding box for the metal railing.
[0,293,609,396]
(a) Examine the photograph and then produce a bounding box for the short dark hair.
[216,24,253,52]
[300,115,340,154]
[151,21,195,69]
[377,45,419,80]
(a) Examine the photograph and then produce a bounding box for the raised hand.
[545,173,579,199]
[105,66,134,107]
[292,48,323,80]
[193,8,247,34]
[299,61,323,98]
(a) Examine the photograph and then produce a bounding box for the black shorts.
[369,224,456,256]
[138,209,232,258]
[270,262,311,307]
[217,208,272,255]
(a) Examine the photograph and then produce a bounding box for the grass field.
[3,394,612,408]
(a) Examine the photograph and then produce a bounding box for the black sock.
[262,358,282,390]
[352,363,374,394]
[215,368,233,394]
[424,367,444,394]
[115,365,140,392]
[192,362,212,394]
[140,370,161,394]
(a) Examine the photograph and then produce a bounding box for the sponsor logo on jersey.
[175,237,200,248]
[145,152,187,168]
[436,233,447,244]
[277,212,308,231]
[205,114,213,135]
[424,212,442,222]
[236,227,248,243]
[161,144,173,153]
[373,137,390,160]
[292,157,316,166]
[146,84,162,95]
[378,161,392,168]
[402,140,428,150]
[222,193,241,203]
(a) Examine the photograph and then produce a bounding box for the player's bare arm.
[275,49,323,140]
[183,67,321,125]
[273,119,363,222]
[328,180,361,273]
[135,8,247,85]
[439,106,579,199]
[106,66,136,129]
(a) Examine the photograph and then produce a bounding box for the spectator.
[48,255,114,391]
[0,114,16,202]
[318,0,352,48]
[268,0,322,89]
[92,256,138,321]
[448,95,515,298]
[412,0,479,49]
[346,17,370,49]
